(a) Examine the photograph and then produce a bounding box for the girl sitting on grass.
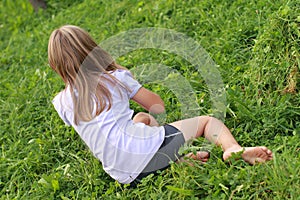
[48,25,273,185]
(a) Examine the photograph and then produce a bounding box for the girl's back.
[52,68,165,184]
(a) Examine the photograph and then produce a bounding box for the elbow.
[159,98,165,112]
[150,105,165,114]
[150,96,165,114]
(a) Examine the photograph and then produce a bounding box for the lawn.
[0,0,299,199]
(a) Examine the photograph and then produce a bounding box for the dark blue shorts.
[130,124,185,187]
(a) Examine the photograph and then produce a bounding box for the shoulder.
[52,90,64,106]
[52,88,72,126]
[110,69,134,80]
[52,87,73,114]
[52,87,71,105]
[109,69,142,98]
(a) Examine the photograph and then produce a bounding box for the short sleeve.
[52,93,72,126]
[113,69,142,98]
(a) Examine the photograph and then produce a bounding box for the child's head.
[48,25,114,84]
[48,25,120,124]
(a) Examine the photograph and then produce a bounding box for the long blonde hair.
[48,25,126,125]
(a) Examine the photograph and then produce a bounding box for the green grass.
[1,0,299,199]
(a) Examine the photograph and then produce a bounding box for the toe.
[260,146,268,151]
[197,151,210,159]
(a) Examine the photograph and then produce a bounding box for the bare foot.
[223,145,273,165]
[178,151,210,165]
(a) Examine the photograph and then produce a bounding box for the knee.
[207,116,218,122]
[195,115,214,124]
[195,116,218,133]
[200,116,223,133]
[134,112,148,118]
[133,112,150,123]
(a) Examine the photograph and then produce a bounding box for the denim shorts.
[130,124,185,187]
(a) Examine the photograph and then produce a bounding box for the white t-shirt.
[52,69,165,184]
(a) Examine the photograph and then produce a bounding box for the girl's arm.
[131,87,165,114]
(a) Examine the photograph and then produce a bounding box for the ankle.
[224,144,242,152]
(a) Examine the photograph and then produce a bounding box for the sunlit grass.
[0,0,299,199]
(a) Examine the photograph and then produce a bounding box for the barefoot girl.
[48,25,273,185]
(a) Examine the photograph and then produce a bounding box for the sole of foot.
[223,146,273,165]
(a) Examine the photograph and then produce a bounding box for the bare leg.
[133,112,159,126]
[170,116,273,164]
